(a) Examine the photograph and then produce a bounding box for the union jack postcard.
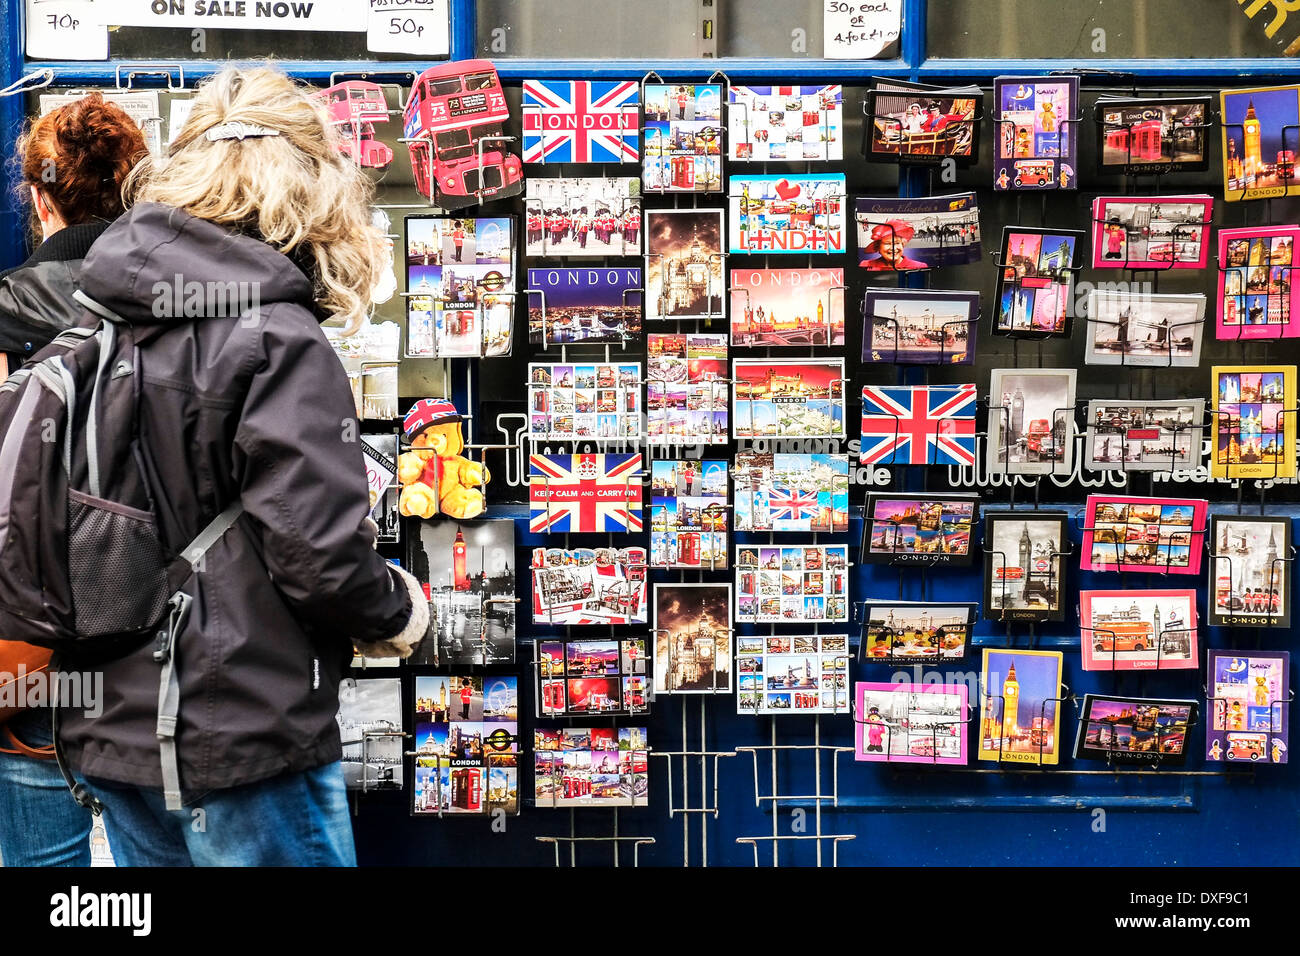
[522,80,640,164]
[860,383,978,466]
[528,454,644,534]
[531,547,648,626]
[733,453,849,533]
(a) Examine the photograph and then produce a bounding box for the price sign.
[26,0,108,60]
[367,0,449,56]
[823,0,901,59]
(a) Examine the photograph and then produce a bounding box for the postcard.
[413,675,519,816]
[854,193,982,270]
[729,84,843,162]
[654,583,732,694]
[338,677,403,791]
[994,75,1079,190]
[1083,290,1206,368]
[643,82,723,193]
[538,638,649,718]
[733,453,850,533]
[406,216,515,358]
[1215,225,1300,339]
[1083,399,1205,472]
[650,459,728,569]
[644,209,725,322]
[987,368,1076,476]
[406,519,516,667]
[521,80,640,164]
[1074,694,1196,765]
[862,289,978,364]
[1209,515,1292,627]
[1080,494,1208,576]
[737,635,849,715]
[1095,95,1212,174]
[728,174,845,255]
[983,512,1068,622]
[993,227,1082,336]
[731,268,845,347]
[1206,650,1289,764]
[528,453,643,534]
[361,433,400,545]
[524,177,641,257]
[979,649,1064,764]
[1079,590,1199,671]
[733,359,845,439]
[530,547,648,626]
[324,319,399,420]
[865,80,980,164]
[859,601,975,661]
[1210,365,1298,480]
[526,267,642,346]
[860,383,978,467]
[856,682,969,764]
[1220,84,1300,202]
[647,333,728,445]
[1091,196,1212,270]
[862,493,978,566]
[527,362,642,442]
[534,727,649,808]
[735,544,850,624]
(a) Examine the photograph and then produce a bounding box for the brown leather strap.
[0,724,56,760]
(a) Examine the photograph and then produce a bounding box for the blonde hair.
[125,66,381,332]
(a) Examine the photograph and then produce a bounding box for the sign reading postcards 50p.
[728,175,846,254]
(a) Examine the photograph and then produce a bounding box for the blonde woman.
[57,67,430,866]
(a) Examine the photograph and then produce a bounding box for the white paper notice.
[823,0,901,59]
[40,90,162,155]
[93,0,367,32]
[168,98,196,145]
[367,0,449,56]
[26,0,109,60]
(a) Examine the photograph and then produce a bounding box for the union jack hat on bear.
[403,398,462,441]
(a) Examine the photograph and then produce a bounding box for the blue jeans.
[87,762,356,866]
[0,709,92,866]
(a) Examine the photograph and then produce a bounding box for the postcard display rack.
[18,7,1300,870]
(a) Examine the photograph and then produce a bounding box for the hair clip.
[205,122,281,142]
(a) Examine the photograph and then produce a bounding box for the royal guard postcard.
[1074,695,1195,765]
[856,682,969,764]
[521,80,640,164]
[1091,196,1212,270]
[1079,589,1199,672]
[528,453,643,534]
[526,266,642,346]
[645,208,725,322]
[983,511,1068,622]
[1080,494,1208,576]
[735,544,850,624]
[737,634,849,715]
[859,601,975,661]
[1220,84,1300,201]
[643,82,723,193]
[1094,95,1212,174]
[733,452,850,534]
[406,215,515,358]
[987,368,1077,476]
[862,493,977,565]
[978,648,1064,764]
[647,333,729,445]
[527,362,642,442]
[413,675,519,817]
[1083,399,1205,473]
[728,175,846,254]
[866,80,980,165]
[537,639,649,718]
[854,193,981,271]
[524,177,641,257]
[993,227,1082,336]
[728,84,843,162]
[650,459,728,570]
[1210,365,1298,480]
[1083,290,1206,368]
[862,288,978,364]
[1206,650,1289,764]
[534,727,649,808]
[530,547,648,626]
[1209,515,1292,628]
[1215,225,1300,339]
[860,383,978,467]
[654,583,733,694]
[730,268,845,347]
[994,75,1079,190]
[733,359,845,439]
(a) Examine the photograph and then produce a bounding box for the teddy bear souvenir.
[397,398,491,520]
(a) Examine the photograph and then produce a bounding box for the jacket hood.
[78,202,318,326]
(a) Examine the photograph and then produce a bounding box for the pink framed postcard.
[1090,195,1211,270]
[1080,494,1208,576]
[1079,589,1199,672]
[1215,225,1300,340]
[855,682,969,765]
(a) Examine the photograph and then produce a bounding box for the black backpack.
[0,290,241,811]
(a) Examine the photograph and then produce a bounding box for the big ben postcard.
[1220,84,1300,202]
[1210,365,1298,480]
[978,648,1064,765]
